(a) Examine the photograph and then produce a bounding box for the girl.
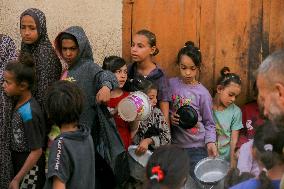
[55,28,123,188]
[3,54,46,189]
[237,81,264,149]
[54,26,119,129]
[169,41,217,178]
[213,67,243,167]
[127,77,171,188]
[131,76,171,154]
[127,29,170,124]
[103,56,139,188]
[230,122,284,189]
[0,34,17,189]
[145,145,190,189]
[20,8,62,109]
[103,55,135,150]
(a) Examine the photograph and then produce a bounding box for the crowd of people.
[1,7,284,189]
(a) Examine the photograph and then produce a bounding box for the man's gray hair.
[257,50,284,81]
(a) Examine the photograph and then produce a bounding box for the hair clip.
[150,165,164,182]
[264,144,273,151]
[262,168,268,173]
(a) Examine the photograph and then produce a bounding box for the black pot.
[176,105,198,129]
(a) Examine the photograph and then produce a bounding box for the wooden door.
[122,0,284,105]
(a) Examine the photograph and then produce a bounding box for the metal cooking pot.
[194,157,229,188]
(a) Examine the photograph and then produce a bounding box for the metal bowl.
[194,157,229,185]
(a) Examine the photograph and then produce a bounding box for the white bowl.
[128,145,153,167]
[118,91,152,122]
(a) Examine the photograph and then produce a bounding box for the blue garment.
[230,178,280,189]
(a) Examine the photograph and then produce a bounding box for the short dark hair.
[102,56,126,73]
[129,76,158,94]
[5,53,35,90]
[145,145,190,189]
[45,80,84,126]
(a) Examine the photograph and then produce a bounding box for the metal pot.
[194,157,229,188]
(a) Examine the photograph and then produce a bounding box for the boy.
[44,81,95,189]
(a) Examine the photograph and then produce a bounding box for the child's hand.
[9,178,19,189]
[135,138,153,156]
[170,113,180,126]
[96,86,111,104]
[207,142,218,157]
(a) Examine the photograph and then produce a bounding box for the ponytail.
[258,170,274,189]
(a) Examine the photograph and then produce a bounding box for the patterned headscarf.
[0,34,17,189]
[20,8,62,108]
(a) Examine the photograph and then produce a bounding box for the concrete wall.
[0,0,122,64]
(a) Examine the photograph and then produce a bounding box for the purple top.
[127,63,170,102]
[237,140,260,176]
[169,77,216,148]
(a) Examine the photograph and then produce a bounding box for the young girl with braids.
[230,122,284,189]
[213,67,243,167]
[169,41,217,178]
[145,145,190,189]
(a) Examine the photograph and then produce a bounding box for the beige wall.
[0,0,122,64]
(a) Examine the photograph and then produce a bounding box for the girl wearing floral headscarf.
[20,8,62,109]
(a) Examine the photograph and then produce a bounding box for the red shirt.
[107,91,131,150]
[237,101,264,148]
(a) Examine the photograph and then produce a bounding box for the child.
[237,81,264,149]
[2,54,46,189]
[169,41,217,178]
[127,29,171,124]
[127,77,171,188]
[54,26,118,129]
[54,27,123,188]
[0,34,17,188]
[44,80,95,189]
[103,55,134,150]
[20,8,62,109]
[230,122,284,189]
[213,67,243,167]
[131,76,171,154]
[145,145,190,189]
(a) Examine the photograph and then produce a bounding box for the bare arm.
[10,148,42,188]
[230,130,240,168]
[53,176,66,189]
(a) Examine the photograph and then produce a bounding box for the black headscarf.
[20,8,62,108]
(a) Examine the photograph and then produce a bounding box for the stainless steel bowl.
[194,157,229,185]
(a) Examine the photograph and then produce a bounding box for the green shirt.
[214,104,243,161]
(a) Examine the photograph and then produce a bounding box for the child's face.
[114,65,128,88]
[61,39,79,65]
[147,89,158,107]
[217,83,241,107]
[20,15,39,44]
[131,34,155,62]
[2,71,21,96]
[179,55,198,84]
